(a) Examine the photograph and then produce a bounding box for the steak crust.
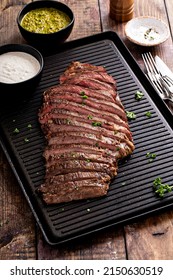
[38,61,135,204]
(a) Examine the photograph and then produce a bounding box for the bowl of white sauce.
[0,44,44,102]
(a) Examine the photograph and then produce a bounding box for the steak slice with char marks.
[38,61,135,204]
[41,179,109,204]
[43,84,117,103]
[60,71,116,86]
[39,101,129,130]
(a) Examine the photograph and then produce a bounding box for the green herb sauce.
[21,7,71,34]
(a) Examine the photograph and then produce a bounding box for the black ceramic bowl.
[17,0,74,52]
[0,44,44,103]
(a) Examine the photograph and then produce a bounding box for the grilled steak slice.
[62,61,106,73]
[38,61,135,204]
[60,71,116,86]
[41,179,109,204]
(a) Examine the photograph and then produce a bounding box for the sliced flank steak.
[38,61,135,204]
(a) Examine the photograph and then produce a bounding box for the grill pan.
[0,31,173,245]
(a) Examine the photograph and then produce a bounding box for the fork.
[160,75,173,97]
[142,52,173,104]
[142,52,164,96]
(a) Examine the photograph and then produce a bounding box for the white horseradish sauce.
[0,51,40,84]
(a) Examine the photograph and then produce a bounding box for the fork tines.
[142,52,160,75]
[142,52,163,96]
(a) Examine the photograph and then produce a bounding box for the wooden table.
[0,0,173,260]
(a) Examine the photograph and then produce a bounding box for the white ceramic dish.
[125,16,170,46]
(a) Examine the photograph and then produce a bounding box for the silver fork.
[142,52,164,96]
[142,52,173,104]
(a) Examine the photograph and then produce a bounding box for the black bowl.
[0,44,44,104]
[17,0,75,53]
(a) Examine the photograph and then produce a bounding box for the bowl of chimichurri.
[17,1,74,53]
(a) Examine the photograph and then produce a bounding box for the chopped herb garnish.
[86,159,91,162]
[82,95,88,99]
[144,28,157,40]
[92,121,102,127]
[153,177,173,197]
[13,128,20,133]
[87,115,93,120]
[144,32,150,39]
[135,91,144,101]
[24,137,29,143]
[27,124,32,129]
[80,91,88,99]
[80,91,85,95]
[126,111,136,120]
[146,152,156,159]
[146,152,157,162]
[145,111,152,118]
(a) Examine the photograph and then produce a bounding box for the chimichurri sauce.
[21,7,71,34]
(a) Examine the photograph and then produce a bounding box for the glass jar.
[110,0,134,22]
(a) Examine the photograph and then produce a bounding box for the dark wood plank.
[0,0,36,260]
[64,0,101,40]
[37,226,126,260]
[124,211,173,259]
[0,149,36,260]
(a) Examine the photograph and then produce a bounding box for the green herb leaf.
[145,111,152,118]
[80,91,88,99]
[126,111,136,120]
[82,95,88,99]
[24,138,29,143]
[153,177,173,197]
[80,91,85,95]
[13,128,20,134]
[135,91,144,101]
[146,152,157,162]
[92,121,102,127]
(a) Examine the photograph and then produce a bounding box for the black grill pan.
[0,31,173,245]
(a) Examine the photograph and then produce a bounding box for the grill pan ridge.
[0,31,173,244]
